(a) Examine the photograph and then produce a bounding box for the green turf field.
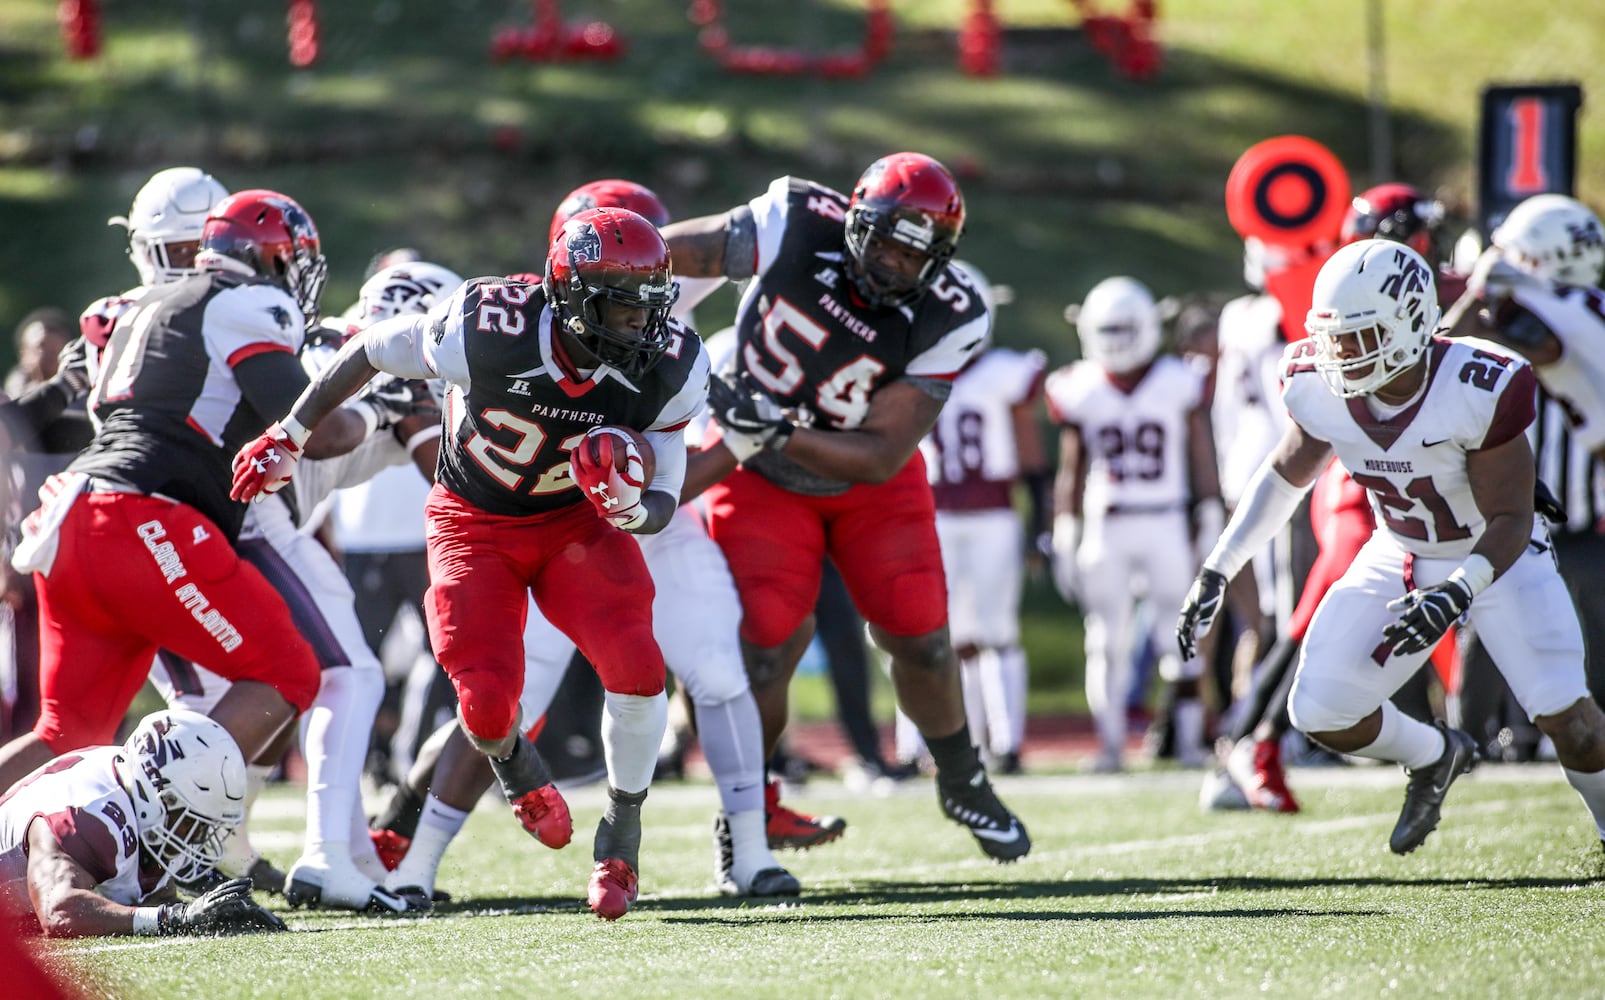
[46,765,1605,998]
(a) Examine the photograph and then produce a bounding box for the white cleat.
[285,855,416,914]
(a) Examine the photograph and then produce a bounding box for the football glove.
[48,336,93,399]
[359,374,440,431]
[1382,579,1473,657]
[1175,568,1228,660]
[569,427,649,531]
[156,877,287,936]
[231,421,307,503]
[707,371,792,462]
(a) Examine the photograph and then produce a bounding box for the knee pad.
[454,673,520,753]
[1287,684,1360,735]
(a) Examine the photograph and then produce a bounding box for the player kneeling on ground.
[0,709,285,937]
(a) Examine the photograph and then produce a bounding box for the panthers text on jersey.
[0,748,163,907]
[1280,336,1537,560]
[423,278,708,517]
[921,347,1047,510]
[69,271,307,541]
[732,177,991,495]
[1044,354,1206,519]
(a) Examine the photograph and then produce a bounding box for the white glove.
[1050,513,1081,604]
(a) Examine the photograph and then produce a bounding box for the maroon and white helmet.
[1305,239,1439,398]
[108,166,230,286]
[1491,193,1605,287]
[116,709,248,884]
[355,262,465,327]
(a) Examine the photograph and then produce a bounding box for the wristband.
[280,414,314,450]
[1445,553,1495,598]
[132,906,163,936]
[404,424,443,456]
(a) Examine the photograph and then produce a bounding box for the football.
[585,425,656,484]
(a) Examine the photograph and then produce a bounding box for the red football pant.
[704,452,949,649]
[423,485,665,744]
[32,492,320,751]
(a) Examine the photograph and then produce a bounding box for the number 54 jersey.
[733,177,991,495]
[423,277,709,517]
[1279,337,1538,560]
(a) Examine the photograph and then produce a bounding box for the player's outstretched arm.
[661,213,736,280]
[779,380,942,484]
[26,820,140,937]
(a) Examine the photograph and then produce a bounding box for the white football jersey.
[1280,337,1538,560]
[0,747,162,906]
[1045,354,1205,517]
[1213,293,1288,505]
[1507,282,1605,453]
[921,347,1046,509]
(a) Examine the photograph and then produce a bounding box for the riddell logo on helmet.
[567,224,603,265]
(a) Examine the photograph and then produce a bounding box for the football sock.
[927,724,983,783]
[489,735,554,801]
[594,787,648,868]
[1174,695,1206,760]
[375,782,426,839]
[348,802,387,880]
[985,645,1029,757]
[726,807,775,886]
[1353,702,1445,770]
[1562,766,1605,838]
[694,691,765,816]
[391,794,469,891]
[301,665,384,854]
[958,654,988,753]
[602,690,668,795]
[894,709,926,764]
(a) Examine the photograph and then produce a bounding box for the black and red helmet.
[197,189,328,322]
[543,207,679,378]
[844,152,965,308]
[549,179,670,248]
[1341,183,1444,260]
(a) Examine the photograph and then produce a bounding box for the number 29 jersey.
[733,176,992,495]
[1280,336,1537,560]
[423,277,709,517]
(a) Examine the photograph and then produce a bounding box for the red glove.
[231,421,308,503]
[568,427,648,531]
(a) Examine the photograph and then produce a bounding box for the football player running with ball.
[232,208,709,920]
[664,152,1030,862]
[1178,239,1605,856]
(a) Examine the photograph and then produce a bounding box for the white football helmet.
[117,708,248,884]
[1077,276,1161,375]
[1305,239,1440,398]
[355,262,465,327]
[1491,193,1605,287]
[108,167,229,287]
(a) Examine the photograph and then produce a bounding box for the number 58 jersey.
[423,277,709,517]
[1279,337,1538,560]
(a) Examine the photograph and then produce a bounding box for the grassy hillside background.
[1,0,1601,712]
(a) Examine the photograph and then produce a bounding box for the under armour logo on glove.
[1382,580,1473,656]
[569,427,648,531]
[231,423,307,503]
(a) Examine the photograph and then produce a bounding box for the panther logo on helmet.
[566,223,605,266]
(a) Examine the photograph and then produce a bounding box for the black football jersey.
[69,271,307,540]
[429,278,708,517]
[732,176,991,494]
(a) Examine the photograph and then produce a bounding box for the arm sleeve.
[1201,458,1314,580]
[643,427,687,502]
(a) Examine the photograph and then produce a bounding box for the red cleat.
[587,858,638,920]
[1228,738,1301,814]
[369,828,411,872]
[765,779,846,850]
[511,783,574,849]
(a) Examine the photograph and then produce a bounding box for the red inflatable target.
[1225,135,1350,248]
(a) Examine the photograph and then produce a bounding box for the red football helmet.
[549,179,670,248]
[197,189,328,322]
[844,152,965,308]
[544,207,679,378]
[1341,183,1444,260]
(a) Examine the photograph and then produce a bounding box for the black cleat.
[937,767,1031,863]
[1389,721,1479,855]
